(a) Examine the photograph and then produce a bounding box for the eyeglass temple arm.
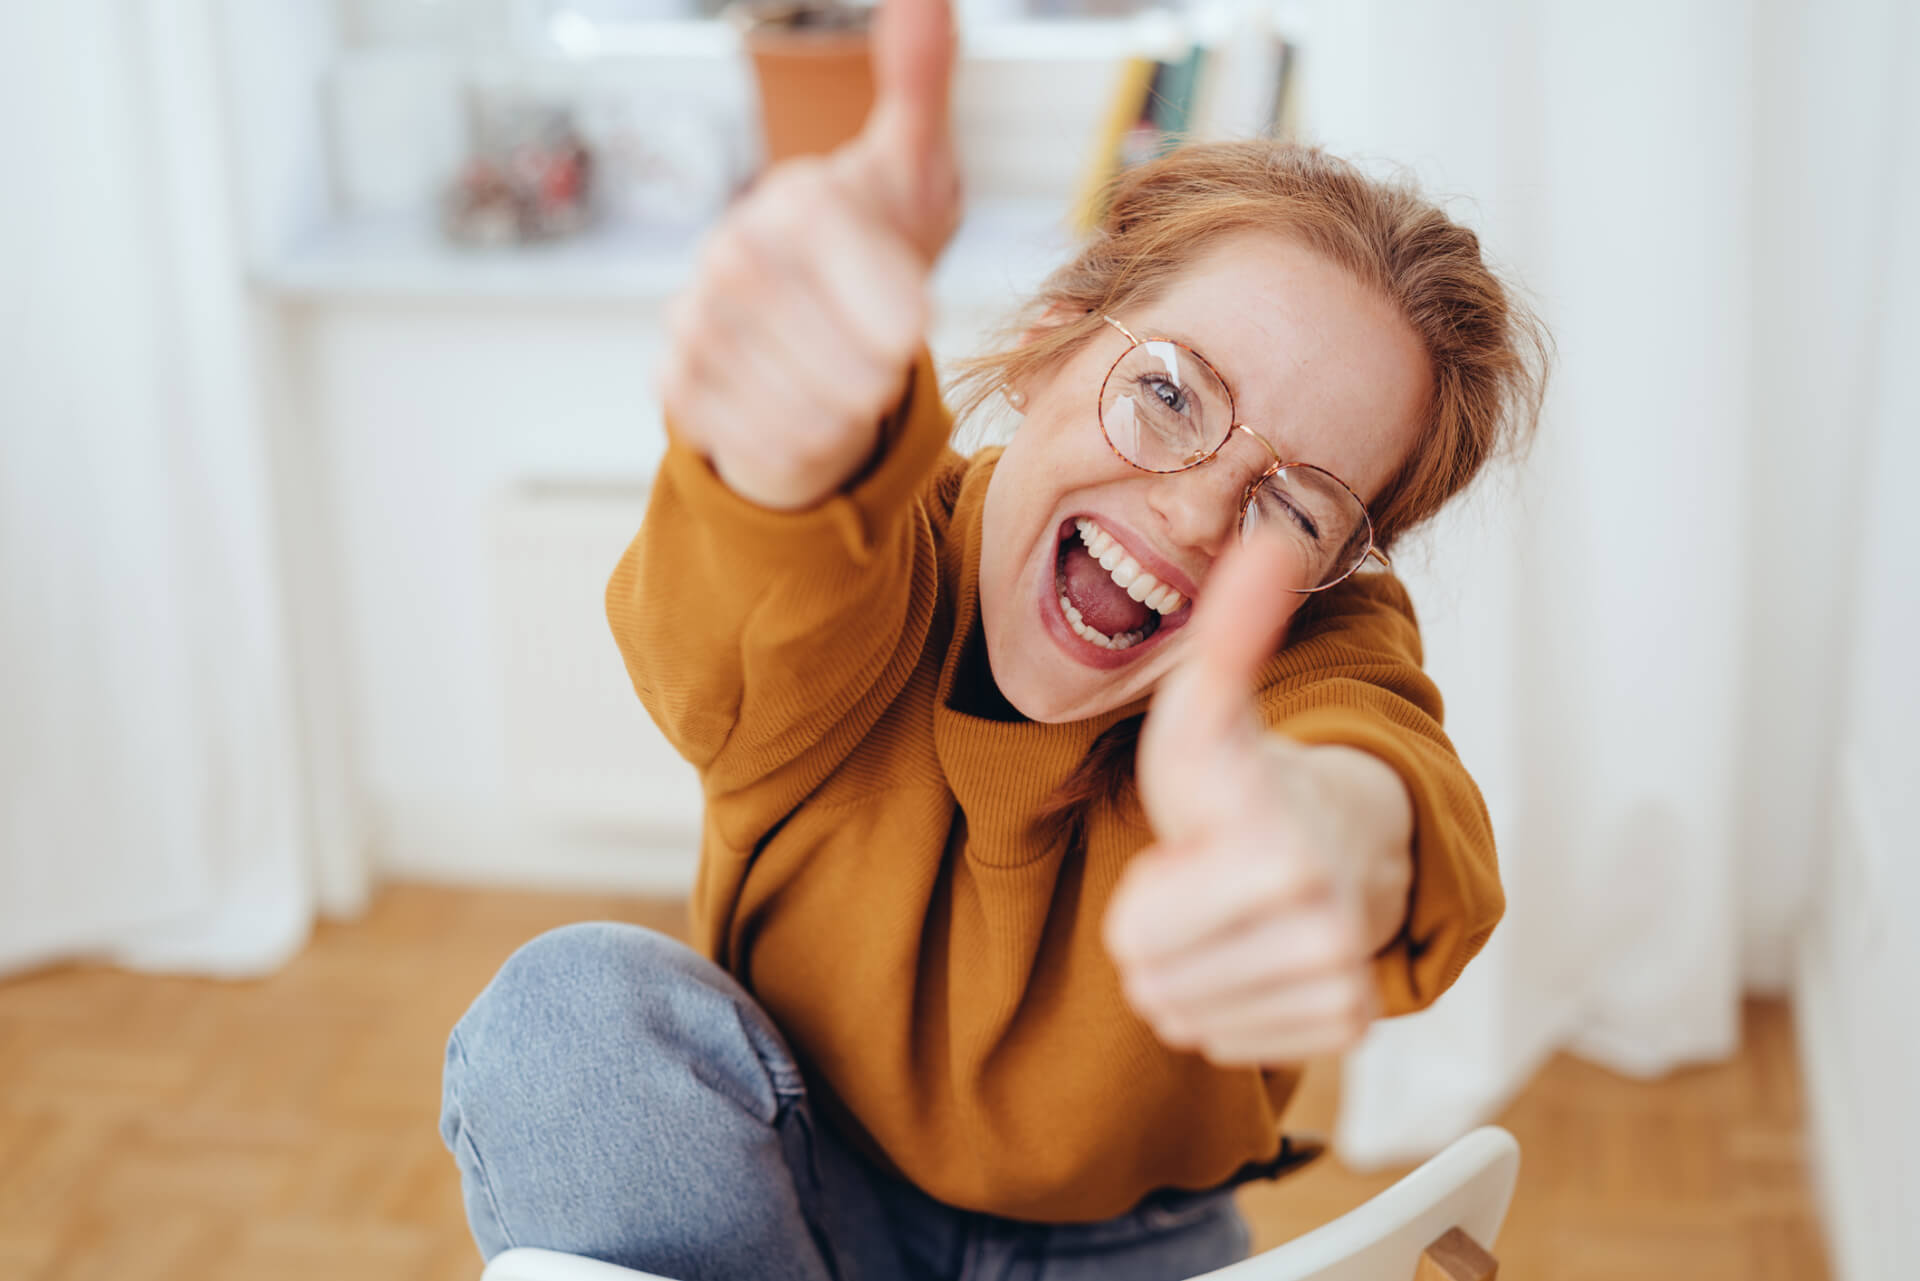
[1366,546,1392,570]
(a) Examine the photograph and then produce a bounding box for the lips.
[1037,515,1193,668]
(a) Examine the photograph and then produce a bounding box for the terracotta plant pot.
[734,2,876,164]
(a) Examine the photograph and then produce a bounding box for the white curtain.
[0,0,365,976]
[1296,0,1917,1165]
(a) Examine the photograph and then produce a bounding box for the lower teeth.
[1056,588,1146,651]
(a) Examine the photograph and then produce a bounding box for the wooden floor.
[0,885,1830,1281]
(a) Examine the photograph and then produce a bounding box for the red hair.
[952,140,1550,551]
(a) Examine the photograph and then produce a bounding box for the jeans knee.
[441,922,797,1156]
[462,921,691,1035]
[438,924,824,1268]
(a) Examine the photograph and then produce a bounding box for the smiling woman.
[950,145,1549,858]
[442,0,1549,1274]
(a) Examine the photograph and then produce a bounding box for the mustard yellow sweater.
[607,352,1503,1223]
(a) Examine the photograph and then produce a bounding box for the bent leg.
[439,922,901,1281]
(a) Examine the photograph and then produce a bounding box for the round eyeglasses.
[1096,315,1389,594]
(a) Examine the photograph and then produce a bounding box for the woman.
[439,0,1548,1276]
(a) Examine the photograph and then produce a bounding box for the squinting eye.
[1287,499,1320,541]
[1261,487,1320,541]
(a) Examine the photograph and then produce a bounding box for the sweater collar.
[931,450,1151,848]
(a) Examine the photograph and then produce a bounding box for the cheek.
[999,398,1131,510]
[982,413,1082,567]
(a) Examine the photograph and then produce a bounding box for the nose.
[1143,431,1264,557]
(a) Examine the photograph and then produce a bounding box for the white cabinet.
[225,0,1138,893]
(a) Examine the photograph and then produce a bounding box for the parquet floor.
[0,885,1830,1280]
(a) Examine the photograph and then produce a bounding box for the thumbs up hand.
[1103,536,1415,1066]
[659,0,961,512]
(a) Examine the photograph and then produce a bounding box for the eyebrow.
[1141,327,1219,367]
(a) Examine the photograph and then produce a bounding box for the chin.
[992,661,1115,724]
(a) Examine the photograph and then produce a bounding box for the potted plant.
[729,0,877,164]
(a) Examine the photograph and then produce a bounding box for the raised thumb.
[1136,533,1302,841]
[841,0,960,260]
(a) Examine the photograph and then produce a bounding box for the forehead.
[1129,231,1431,500]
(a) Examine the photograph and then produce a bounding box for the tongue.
[1062,542,1153,637]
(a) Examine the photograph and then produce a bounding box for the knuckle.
[1206,1037,1255,1067]
[664,293,708,354]
[1253,846,1315,899]
[865,283,926,363]
[1336,918,1372,967]
[658,340,705,407]
[841,360,902,417]
[732,202,791,266]
[1318,915,1368,968]
[772,157,836,219]
[1124,980,1167,1022]
[657,354,689,410]
[701,224,763,293]
[664,293,691,342]
[742,163,837,254]
[1292,916,1344,969]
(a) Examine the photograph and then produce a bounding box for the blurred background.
[1,0,1914,1277]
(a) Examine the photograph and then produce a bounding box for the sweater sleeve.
[606,350,953,841]
[1252,574,1503,1018]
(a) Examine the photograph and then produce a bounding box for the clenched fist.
[658,0,962,511]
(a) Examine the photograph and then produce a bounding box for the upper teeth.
[1074,518,1187,614]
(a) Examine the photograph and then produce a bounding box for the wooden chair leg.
[1414,1227,1498,1281]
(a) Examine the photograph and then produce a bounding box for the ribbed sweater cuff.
[1271,704,1501,1019]
[659,349,952,568]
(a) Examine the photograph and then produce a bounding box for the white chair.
[481,1126,1518,1281]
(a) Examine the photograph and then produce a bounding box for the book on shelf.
[1069,24,1301,234]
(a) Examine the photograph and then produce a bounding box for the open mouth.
[1051,517,1191,653]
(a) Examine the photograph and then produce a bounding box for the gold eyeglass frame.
[1096,314,1391,594]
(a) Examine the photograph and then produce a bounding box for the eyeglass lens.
[1240,466,1371,590]
[1100,340,1372,590]
[1100,340,1234,471]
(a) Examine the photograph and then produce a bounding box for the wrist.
[710,423,879,512]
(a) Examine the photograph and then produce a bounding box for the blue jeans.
[440,922,1259,1281]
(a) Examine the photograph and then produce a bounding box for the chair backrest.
[483,1250,675,1281]
[482,1127,1520,1281]
[1188,1126,1520,1281]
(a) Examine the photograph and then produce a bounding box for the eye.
[1257,485,1320,541]
[1288,500,1320,540]
[1140,374,1191,416]
[1281,495,1319,540]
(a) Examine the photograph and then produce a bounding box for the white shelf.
[528,13,1192,62]
[256,196,1079,307]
